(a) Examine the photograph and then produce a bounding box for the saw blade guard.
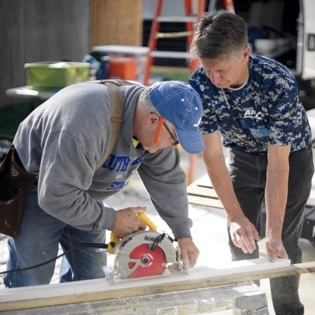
[114,230,176,279]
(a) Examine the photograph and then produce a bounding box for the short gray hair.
[138,87,173,127]
[138,88,156,112]
[190,10,248,60]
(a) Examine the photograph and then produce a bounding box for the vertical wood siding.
[0,0,143,109]
[0,0,90,108]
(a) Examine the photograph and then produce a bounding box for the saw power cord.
[0,233,172,276]
[0,242,107,276]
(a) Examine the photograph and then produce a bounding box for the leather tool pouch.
[0,146,38,237]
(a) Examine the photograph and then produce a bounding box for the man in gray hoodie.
[4,80,205,288]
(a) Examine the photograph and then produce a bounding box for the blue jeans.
[228,147,314,315]
[4,188,107,288]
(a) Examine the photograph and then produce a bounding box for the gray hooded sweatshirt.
[13,81,193,239]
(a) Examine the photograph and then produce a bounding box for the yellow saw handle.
[107,212,156,254]
[137,212,157,231]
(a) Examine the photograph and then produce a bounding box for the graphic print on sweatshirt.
[102,152,145,191]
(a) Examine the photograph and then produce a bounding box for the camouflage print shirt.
[189,54,311,154]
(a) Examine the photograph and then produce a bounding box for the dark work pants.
[228,147,314,315]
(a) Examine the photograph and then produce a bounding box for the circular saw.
[114,230,178,279]
[107,213,186,280]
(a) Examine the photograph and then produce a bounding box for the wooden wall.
[90,0,143,47]
[0,0,143,109]
[0,0,90,108]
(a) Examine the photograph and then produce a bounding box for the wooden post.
[90,0,143,47]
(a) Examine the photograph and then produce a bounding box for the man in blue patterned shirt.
[189,10,314,315]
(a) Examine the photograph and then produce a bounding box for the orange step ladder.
[143,0,236,86]
[143,0,206,185]
[143,0,235,184]
[143,0,206,86]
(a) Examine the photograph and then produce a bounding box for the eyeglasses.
[153,116,179,146]
[163,122,179,145]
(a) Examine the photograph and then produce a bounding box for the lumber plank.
[188,195,224,209]
[2,258,315,312]
[188,185,219,198]
[193,174,212,187]
[187,174,224,208]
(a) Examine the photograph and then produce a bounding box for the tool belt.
[0,146,38,237]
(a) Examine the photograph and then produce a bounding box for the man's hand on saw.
[112,207,147,239]
[229,216,260,254]
[177,238,200,269]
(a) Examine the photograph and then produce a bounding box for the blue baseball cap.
[148,80,205,154]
